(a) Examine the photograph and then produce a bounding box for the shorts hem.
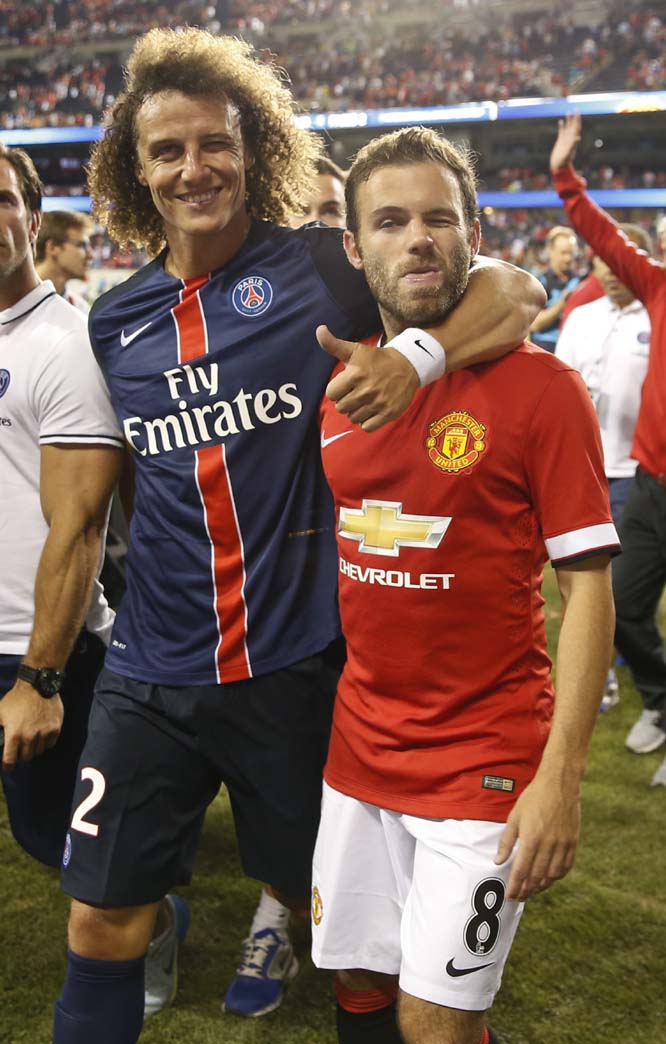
[398,970,496,1011]
[312,948,400,976]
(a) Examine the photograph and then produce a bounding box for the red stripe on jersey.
[195,443,251,681]
[172,274,210,363]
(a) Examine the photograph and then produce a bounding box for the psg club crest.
[231,275,274,318]
[0,369,10,399]
[426,409,487,474]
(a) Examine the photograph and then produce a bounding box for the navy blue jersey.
[90,222,379,684]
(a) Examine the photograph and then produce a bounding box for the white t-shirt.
[555,295,650,478]
[0,281,123,654]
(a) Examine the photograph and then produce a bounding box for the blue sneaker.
[144,894,190,1016]
[223,927,298,1017]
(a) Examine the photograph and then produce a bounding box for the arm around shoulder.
[424,257,547,372]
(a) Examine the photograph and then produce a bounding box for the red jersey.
[320,342,619,822]
[554,165,666,479]
[560,271,604,327]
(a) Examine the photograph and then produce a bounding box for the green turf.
[1,568,665,1043]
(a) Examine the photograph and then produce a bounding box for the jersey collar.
[0,280,57,333]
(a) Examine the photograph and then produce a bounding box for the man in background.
[529,224,580,350]
[551,114,666,783]
[556,226,651,712]
[35,210,93,312]
[291,156,347,228]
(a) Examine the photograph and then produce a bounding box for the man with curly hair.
[53,28,545,1043]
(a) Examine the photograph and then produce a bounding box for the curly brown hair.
[88,28,322,255]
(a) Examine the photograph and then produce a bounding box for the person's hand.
[550,113,582,172]
[0,681,64,769]
[494,772,581,901]
[317,325,420,432]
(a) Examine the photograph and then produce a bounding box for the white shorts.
[311,783,524,1011]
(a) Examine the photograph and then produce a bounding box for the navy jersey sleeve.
[296,224,381,339]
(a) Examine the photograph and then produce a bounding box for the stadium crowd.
[0,1,664,126]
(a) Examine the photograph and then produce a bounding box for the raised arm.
[551,114,664,304]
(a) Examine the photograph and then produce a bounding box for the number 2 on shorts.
[71,767,106,837]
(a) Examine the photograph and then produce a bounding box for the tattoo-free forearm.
[540,560,615,784]
[23,518,106,669]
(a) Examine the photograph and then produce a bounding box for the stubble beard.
[362,242,472,332]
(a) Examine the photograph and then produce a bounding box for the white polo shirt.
[555,295,650,478]
[0,281,123,655]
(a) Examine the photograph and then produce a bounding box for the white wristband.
[383,327,446,386]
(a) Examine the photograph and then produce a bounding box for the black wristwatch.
[17,664,65,698]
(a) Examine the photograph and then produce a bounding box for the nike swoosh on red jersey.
[321,429,353,449]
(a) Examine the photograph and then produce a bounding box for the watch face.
[36,669,64,697]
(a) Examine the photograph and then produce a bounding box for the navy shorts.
[0,632,106,868]
[61,640,342,906]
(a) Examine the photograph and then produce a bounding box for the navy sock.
[53,950,145,1044]
[336,1001,402,1043]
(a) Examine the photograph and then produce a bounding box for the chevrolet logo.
[338,500,451,557]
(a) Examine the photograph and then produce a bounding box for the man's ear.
[343,229,364,271]
[244,145,254,172]
[136,163,148,187]
[470,218,481,258]
[28,209,41,247]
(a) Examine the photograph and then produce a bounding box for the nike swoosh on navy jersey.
[446,958,495,977]
[120,321,153,347]
[321,429,353,448]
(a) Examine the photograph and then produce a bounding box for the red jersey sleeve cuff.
[552,164,588,198]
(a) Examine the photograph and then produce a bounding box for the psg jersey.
[90,222,378,684]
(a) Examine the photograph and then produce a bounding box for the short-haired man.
[291,156,347,228]
[35,210,94,312]
[0,146,122,894]
[52,29,545,1042]
[529,225,580,351]
[551,114,666,781]
[0,146,183,1024]
[556,225,652,526]
[311,127,618,1044]
[556,226,651,711]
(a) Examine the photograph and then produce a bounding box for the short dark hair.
[315,156,347,184]
[35,210,92,262]
[0,144,42,214]
[345,126,478,237]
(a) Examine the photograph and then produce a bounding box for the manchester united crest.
[312,886,324,926]
[426,409,487,474]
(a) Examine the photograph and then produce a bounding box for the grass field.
[1,568,665,1044]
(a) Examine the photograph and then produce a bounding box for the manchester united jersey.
[90,222,378,685]
[320,340,619,822]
